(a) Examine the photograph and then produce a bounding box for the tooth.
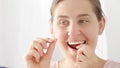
[69,41,85,45]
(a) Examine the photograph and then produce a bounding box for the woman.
[25,0,120,68]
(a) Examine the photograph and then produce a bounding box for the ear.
[99,17,106,35]
[50,18,54,36]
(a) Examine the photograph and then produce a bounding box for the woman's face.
[51,0,105,61]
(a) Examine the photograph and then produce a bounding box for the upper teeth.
[68,41,85,45]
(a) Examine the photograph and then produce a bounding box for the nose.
[68,24,81,40]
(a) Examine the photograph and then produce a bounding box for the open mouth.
[67,41,86,50]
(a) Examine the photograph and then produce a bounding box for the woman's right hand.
[25,37,57,68]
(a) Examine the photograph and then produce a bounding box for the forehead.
[54,0,95,18]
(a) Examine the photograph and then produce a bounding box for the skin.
[25,0,106,68]
[25,38,57,68]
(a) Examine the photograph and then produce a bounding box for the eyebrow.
[57,15,69,19]
[57,14,90,19]
[77,14,90,18]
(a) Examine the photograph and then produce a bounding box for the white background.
[0,0,120,68]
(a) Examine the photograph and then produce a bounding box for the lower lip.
[68,45,77,53]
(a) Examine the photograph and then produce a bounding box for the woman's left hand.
[75,44,100,68]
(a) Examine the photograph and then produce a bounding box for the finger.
[25,49,40,63]
[77,44,91,57]
[31,40,44,56]
[35,38,47,49]
[75,61,82,68]
[36,37,54,49]
[77,44,94,59]
[81,45,92,57]
[76,53,87,62]
[44,37,55,42]
[77,46,86,56]
[46,38,57,58]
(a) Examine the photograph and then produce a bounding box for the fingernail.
[37,58,39,63]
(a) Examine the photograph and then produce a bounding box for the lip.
[67,41,86,50]
[67,42,78,50]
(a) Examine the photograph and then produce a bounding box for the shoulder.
[103,60,120,68]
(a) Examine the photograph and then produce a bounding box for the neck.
[97,57,106,68]
[58,57,106,68]
[59,59,74,68]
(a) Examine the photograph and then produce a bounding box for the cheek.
[85,26,99,49]
[53,27,67,42]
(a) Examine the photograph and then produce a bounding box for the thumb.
[46,39,57,58]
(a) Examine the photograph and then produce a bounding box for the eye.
[58,20,69,27]
[78,20,88,24]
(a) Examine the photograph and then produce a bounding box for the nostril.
[83,41,86,44]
